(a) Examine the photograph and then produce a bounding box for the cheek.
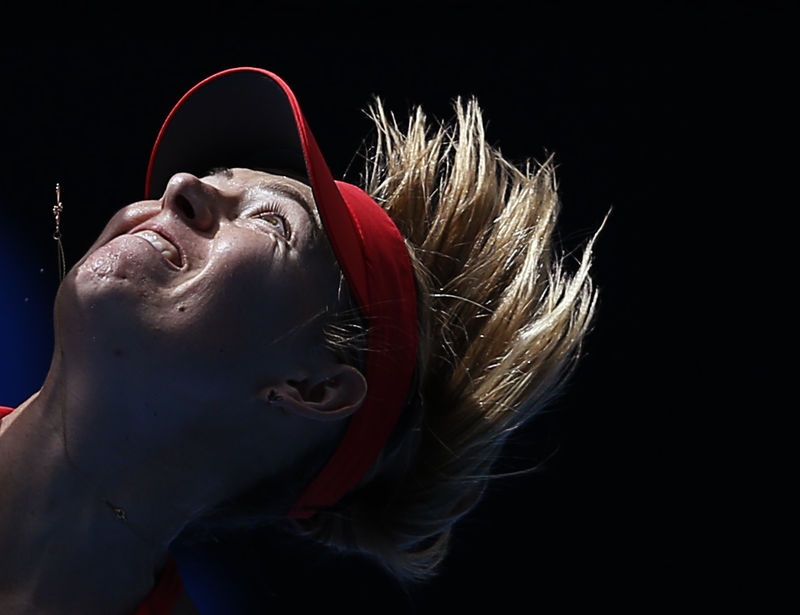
[171,252,322,362]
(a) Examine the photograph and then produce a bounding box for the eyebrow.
[257,181,315,221]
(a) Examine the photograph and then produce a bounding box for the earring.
[53,183,65,282]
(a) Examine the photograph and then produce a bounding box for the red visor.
[145,67,418,518]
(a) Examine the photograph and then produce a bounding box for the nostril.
[176,194,195,219]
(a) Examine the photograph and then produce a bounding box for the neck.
[0,326,298,612]
[0,398,169,614]
[0,355,192,614]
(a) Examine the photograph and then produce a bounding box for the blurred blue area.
[0,210,55,407]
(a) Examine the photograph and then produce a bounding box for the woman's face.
[60,168,340,403]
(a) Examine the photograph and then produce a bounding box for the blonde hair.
[293,96,601,583]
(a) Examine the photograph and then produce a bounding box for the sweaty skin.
[0,170,365,615]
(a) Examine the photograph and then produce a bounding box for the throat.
[0,399,168,614]
[0,492,167,615]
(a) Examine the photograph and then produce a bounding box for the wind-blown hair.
[292,97,602,583]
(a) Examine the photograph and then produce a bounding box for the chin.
[53,254,159,361]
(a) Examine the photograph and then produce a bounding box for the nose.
[161,173,225,232]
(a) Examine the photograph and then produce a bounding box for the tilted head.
[117,67,600,583]
[145,67,419,519]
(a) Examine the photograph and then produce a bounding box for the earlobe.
[260,365,367,422]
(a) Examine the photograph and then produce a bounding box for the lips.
[131,229,183,268]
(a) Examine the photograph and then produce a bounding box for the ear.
[259,364,367,422]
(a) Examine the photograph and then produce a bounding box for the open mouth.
[131,230,183,268]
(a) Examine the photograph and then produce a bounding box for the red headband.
[145,68,418,518]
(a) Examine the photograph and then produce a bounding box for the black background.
[1,5,787,612]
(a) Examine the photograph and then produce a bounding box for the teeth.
[133,230,181,267]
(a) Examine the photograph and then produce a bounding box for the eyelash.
[251,205,291,240]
